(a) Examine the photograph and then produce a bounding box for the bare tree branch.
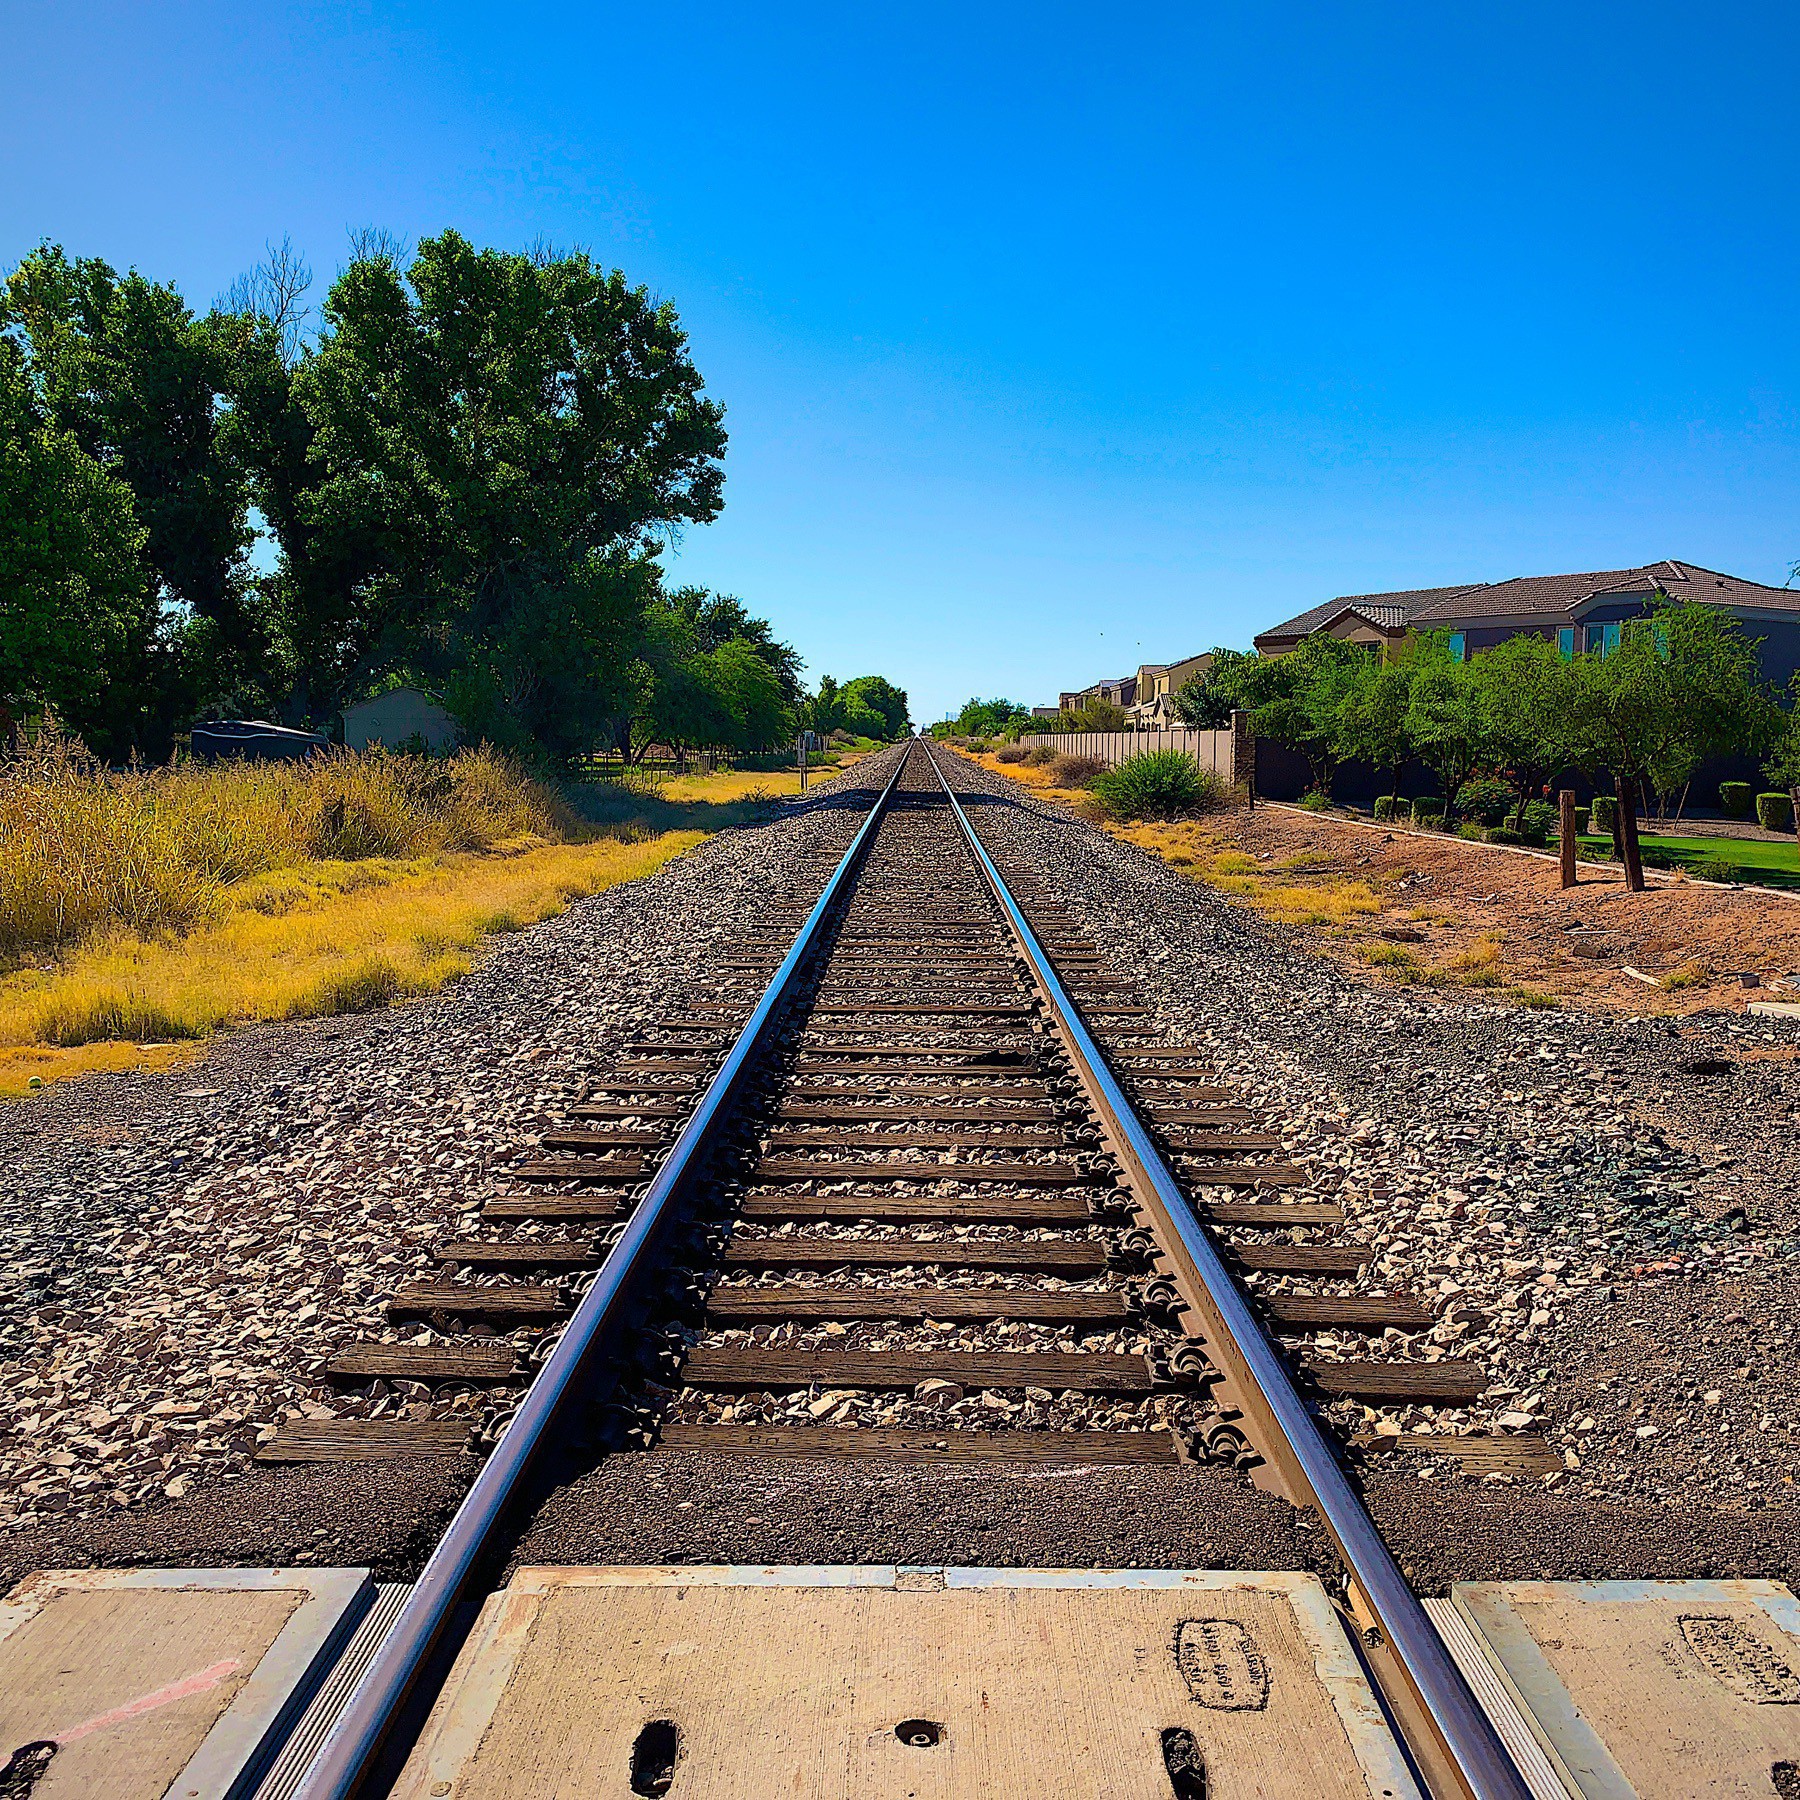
[220,235,313,363]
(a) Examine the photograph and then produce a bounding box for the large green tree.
[0,338,159,748]
[618,583,796,760]
[6,245,257,705]
[291,231,728,752]
[839,675,910,739]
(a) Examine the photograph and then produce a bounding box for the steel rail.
[292,744,912,1800]
[921,738,1530,1800]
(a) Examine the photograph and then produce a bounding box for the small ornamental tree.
[1473,633,1578,827]
[1171,647,1255,728]
[1566,600,1776,891]
[1331,658,1414,801]
[1208,637,1365,795]
[1404,636,1489,822]
[1764,681,1800,832]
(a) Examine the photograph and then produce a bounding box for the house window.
[1558,627,1575,660]
[1448,632,1466,663]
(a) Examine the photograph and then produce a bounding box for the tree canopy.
[1,230,875,769]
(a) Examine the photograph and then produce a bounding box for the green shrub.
[1411,798,1447,828]
[1089,750,1226,820]
[1372,795,1399,822]
[1719,781,1753,818]
[1298,792,1331,812]
[1590,794,1618,837]
[1517,801,1556,845]
[1459,778,1514,827]
[1756,792,1794,832]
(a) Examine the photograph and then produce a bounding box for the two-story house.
[1252,561,1800,687]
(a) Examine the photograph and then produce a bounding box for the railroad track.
[276,737,1534,1800]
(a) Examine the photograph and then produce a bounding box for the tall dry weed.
[0,723,575,962]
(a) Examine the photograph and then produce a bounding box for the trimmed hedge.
[1720,780,1753,818]
[1757,792,1795,832]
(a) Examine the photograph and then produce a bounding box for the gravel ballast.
[5,742,1798,1589]
[951,752,1800,1527]
[0,768,881,1549]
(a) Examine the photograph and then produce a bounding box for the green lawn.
[1575,832,1800,889]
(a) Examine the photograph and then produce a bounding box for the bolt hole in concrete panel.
[0,1567,371,1800]
[1450,1579,1800,1798]
[630,1720,681,1795]
[0,1740,57,1798]
[392,1565,1420,1799]
[1160,1726,1206,1798]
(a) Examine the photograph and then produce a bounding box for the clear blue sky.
[6,3,1798,722]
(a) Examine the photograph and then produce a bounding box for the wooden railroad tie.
[387,1281,567,1322]
[655,1423,1176,1463]
[256,1418,472,1463]
[723,1239,1108,1273]
[704,1286,1134,1325]
[682,1346,1154,1391]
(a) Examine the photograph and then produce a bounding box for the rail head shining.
[921,740,1529,1800]
[291,744,911,1800]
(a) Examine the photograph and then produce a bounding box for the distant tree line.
[1169,603,1793,890]
[1,231,908,766]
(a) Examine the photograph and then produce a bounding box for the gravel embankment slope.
[951,752,1800,1528]
[0,769,882,1576]
[6,745,1799,1593]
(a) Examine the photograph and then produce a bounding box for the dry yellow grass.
[2,731,573,958]
[0,834,701,1099]
[0,730,792,1100]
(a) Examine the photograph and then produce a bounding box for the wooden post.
[1559,789,1577,888]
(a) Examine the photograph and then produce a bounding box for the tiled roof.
[1255,585,1487,645]
[1257,561,1800,646]
[1411,560,1800,621]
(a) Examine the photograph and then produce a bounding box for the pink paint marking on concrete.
[56,1657,243,1743]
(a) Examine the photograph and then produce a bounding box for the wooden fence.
[1012,718,1253,787]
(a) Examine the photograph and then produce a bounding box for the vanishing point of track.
[278,738,1533,1800]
